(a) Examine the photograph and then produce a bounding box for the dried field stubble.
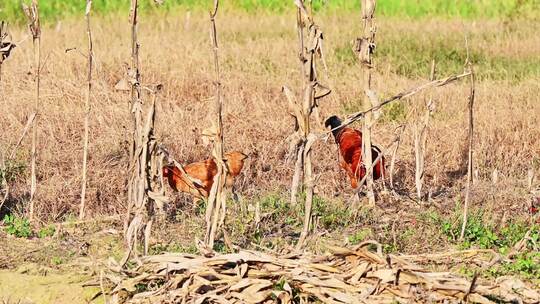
[0,12,538,221]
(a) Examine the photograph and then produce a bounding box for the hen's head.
[226,151,248,161]
[324,115,343,138]
[224,151,248,176]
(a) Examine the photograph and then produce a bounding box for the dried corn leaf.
[230,290,271,303]
[115,78,131,91]
[102,243,539,304]
[308,263,340,273]
[201,124,218,145]
[241,280,273,295]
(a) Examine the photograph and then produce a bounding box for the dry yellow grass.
[1,11,539,224]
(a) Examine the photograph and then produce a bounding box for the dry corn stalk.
[414,60,436,201]
[527,168,535,191]
[79,0,93,219]
[22,0,41,222]
[203,0,228,250]
[283,0,330,249]
[0,155,8,210]
[122,0,163,265]
[389,125,405,189]
[460,39,476,240]
[355,0,378,205]
[123,0,142,260]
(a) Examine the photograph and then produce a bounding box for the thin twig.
[415,60,436,201]
[389,125,405,190]
[100,269,107,304]
[460,36,476,240]
[1,113,36,211]
[330,71,471,136]
[8,113,36,161]
[79,0,93,219]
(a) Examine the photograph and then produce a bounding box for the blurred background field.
[1,0,540,22]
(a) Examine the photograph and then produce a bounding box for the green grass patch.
[416,207,540,279]
[149,242,198,255]
[260,192,301,227]
[377,36,540,82]
[348,228,373,245]
[1,0,539,23]
[502,252,540,279]
[3,214,56,239]
[37,225,56,238]
[310,195,351,229]
[0,159,26,186]
[432,206,538,253]
[242,192,353,248]
[50,256,63,265]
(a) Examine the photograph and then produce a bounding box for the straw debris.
[102,245,538,303]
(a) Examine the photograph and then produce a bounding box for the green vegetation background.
[1,0,539,22]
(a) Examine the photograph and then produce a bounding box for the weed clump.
[37,225,56,238]
[149,242,199,255]
[0,159,26,185]
[348,228,373,245]
[432,206,536,252]
[3,214,32,238]
[311,196,351,229]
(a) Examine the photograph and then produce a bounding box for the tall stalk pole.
[460,45,475,240]
[124,0,141,235]
[120,0,163,265]
[290,5,305,205]
[204,0,228,249]
[22,1,41,221]
[357,0,377,206]
[284,1,329,249]
[79,0,93,219]
[122,0,146,264]
[414,60,436,201]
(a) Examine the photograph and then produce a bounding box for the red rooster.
[325,115,385,189]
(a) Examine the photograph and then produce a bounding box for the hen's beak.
[323,132,332,143]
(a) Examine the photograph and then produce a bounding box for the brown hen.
[162,151,248,199]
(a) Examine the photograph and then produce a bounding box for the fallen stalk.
[328,71,472,135]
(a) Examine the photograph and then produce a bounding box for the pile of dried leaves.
[102,243,539,303]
